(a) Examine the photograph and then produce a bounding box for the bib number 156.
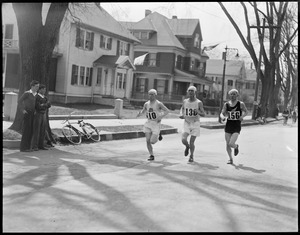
[228,111,240,120]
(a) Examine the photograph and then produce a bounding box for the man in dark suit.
[19,80,40,152]
[31,84,51,151]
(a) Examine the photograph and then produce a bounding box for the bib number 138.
[228,111,240,120]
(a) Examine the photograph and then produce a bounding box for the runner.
[179,86,205,163]
[220,88,248,164]
[136,89,170,161]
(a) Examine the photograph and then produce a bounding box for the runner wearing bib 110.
[137,89,170,161]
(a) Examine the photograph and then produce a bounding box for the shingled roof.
[120,11,202,50]
[66,3,140,43]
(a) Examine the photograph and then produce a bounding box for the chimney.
[145,10,151,17]
[172,16,177,19]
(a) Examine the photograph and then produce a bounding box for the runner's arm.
[220,103,227,121]
[239,102,248,121]
[159,103,170,119]
[197,101,205,117]
[136,103,147,117]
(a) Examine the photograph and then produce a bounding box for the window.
[75,27,94,50]
[71,65,78,85]
[96,67,102,85]
[117,41,130,56]
[116,73,127,90]
[4,24,13,39]
[176,55,183,70]
[190,59,195,70]
[80,66,85,85]
[228,80,233,86]
[133,32,140,39]
[156,80,165,94]
[148,53,157,67]
[100,35,112,50]
[194,33,200,48]
[136,77,148,92]
[71,64,92,86]
[141,32,148,39]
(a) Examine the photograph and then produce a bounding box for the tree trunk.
[9,3,69,133]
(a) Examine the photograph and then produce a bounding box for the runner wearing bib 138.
[179,85,205,163]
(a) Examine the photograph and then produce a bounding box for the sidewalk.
[3,115,282,149]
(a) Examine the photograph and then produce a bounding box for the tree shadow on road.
[231,163,266,173]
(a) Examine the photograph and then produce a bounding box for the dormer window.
[133,31,149,39]
[194,33,200,48]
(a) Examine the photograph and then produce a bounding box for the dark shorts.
[225,120,241,134]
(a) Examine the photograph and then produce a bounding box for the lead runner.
[137,89,170,161]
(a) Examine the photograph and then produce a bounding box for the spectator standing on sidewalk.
[136,89,170,161]
[282,108,290,125]
[31,84,51,151]
[179,86,205,163]
[291,109,297,124]
[19,80,40,152]
[220,89,248,164]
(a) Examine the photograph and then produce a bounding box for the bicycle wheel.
[84,123,101,142]
[62,125,82,144]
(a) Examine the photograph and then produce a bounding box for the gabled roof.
[167,18,201,38]
[66,3,140,43]
[121,11,203,50]
[206,59,246,78]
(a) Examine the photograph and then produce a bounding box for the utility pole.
[218,45,239,123]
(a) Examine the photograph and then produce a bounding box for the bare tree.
[218,2,298,117]
[8,3,100,135]
[279,5,298,110]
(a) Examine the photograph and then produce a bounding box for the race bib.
[184,108,198,117]
[147,111,158,120]
[228,111,240,120]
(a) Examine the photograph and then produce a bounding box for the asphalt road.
[3,121,298,232]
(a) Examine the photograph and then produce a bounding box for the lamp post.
[218,45,239,123]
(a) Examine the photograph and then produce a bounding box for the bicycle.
[61,112,101,144]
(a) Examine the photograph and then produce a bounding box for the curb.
[3,128,178,149]
[49,114,117,120]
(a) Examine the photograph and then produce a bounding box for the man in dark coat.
[19,80,40,152]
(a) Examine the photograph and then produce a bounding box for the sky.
[100,2,259,61]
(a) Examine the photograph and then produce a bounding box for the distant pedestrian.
[31,84,51,151]
[136,89,170,161]
[220,89,248,164]
[179,86,205,163]
[19,80,40,152]
[282,108,289,125]
[292,110,297,124]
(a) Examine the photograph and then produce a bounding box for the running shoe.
[184,146,190,156]
[234,145,239,156]
[188,156,194,162]
[148,155,155,161]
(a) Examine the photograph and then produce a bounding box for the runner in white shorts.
[179,86,205,162]
[137,89,170,161]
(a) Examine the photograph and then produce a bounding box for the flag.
[134,53,148,66]
[202,43,219,53]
